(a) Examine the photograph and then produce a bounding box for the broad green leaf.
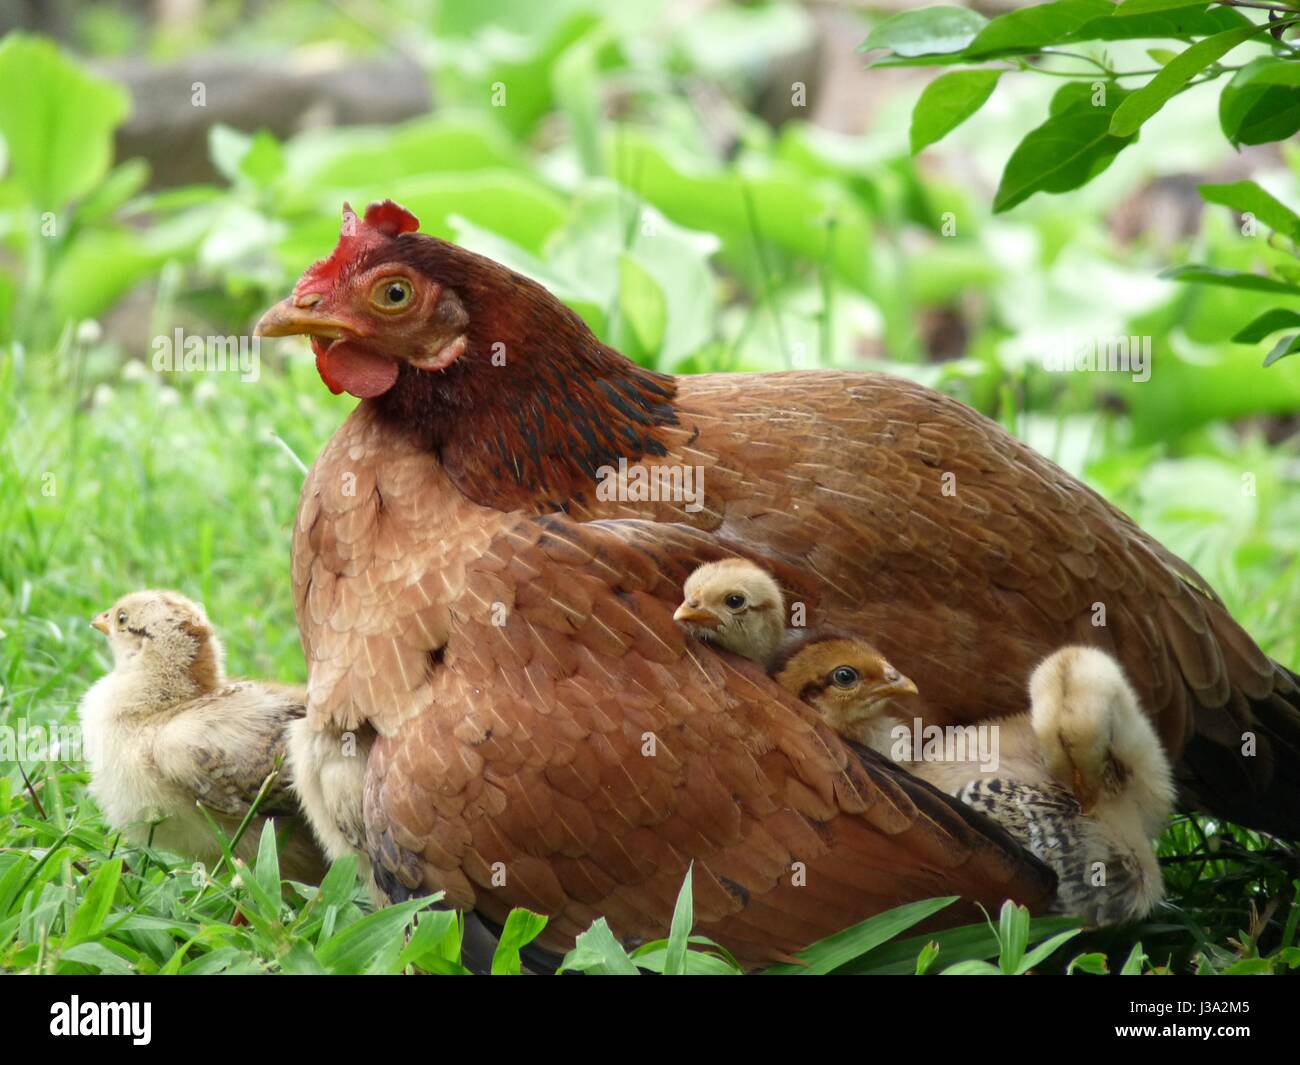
[628,944,740,975]
[966,0,1113,57]
[490,908,549,975]
[618,253,668,359]
[1263,334,1300,367]
[663,864,694,976]
[1110,23,1269,137]
[1200,180,1300,240]
[561,917,640,975]
[915,940,941,975]
[764,896,958,975]
[1219,956,1277,975]
[209,124,254,185]
[994,83,1137,213]
[396,909,461,970]
[1066,4,1250,42]
[239,130,285,188]
[0,35,130,209]
[314,854,360,910]
[1219,57,1300,146]
[1160,264,1300,295]
[910,70,1001,154]
[1147,48,1178,65]
[1233,309,1300,343]
[1114,0,1212,13]
[552,28,612,177]
[862,6,988,58]
[64,859,121,947]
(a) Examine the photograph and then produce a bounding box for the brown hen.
[256,201,1300,965]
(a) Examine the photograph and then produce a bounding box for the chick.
[78,590,327,882]
[673,558,788,667]
[773,636,1172,924]
[285,718,375,895]
[770,635,919,750]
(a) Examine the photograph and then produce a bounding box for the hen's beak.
[254,298,355,340]
[91,612,110,635]
[673,604,722,630]
[864,671,918,702]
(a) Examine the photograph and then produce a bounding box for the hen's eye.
[117,611,128,627]
[723,593,746,610]
[830,666,859,688]
[371,277,413,311]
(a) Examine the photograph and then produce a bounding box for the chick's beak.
[673,604,722,630]
[254,297,356,340]
[864,671,919,702]
[90,612,109,635]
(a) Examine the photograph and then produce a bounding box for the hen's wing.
[361,513,1054,966]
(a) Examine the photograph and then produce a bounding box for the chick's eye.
[830,666,859,688]
[723,593,746,610]
[116,611,128,627]
[371,278,413,311]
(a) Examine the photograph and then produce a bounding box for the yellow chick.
[774,635,1173,925]
[673,558,789,668]
[79,590,327,882]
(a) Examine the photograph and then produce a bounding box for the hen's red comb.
[294,200,420,295]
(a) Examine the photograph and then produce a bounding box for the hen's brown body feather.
[292,359,1295,962]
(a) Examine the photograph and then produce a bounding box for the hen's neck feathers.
[369,236,679,513]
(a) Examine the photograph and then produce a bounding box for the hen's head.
[256,201,471,399]
[773,636,917,731]
[256,200,678,511]
[674,559,786,667]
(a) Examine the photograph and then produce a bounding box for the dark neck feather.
[370,237,679,513]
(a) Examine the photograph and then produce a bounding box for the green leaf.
[1119,941,1148,975]
[315,896,437,975]
[618,253,668,358]
[1110,22,1270,137]
[1220,956,1277,975]
[663,864,695,976]
[1160,264,1300,295]
[1114,0,1212,14]
[862,6,988,58]
[63,859,121,948]
[997,900,1030,973]
[1200,180,1300,240]
[58,941,134,975]
[994,83,1137,213]
[490,908,549,975]
[940,959,1003,974]
[1263,334,1300,367]
[1067,952,1110,974]
[561,917,641,975]
[1230,310,1300,344]
[396,909,461,970]
[910,70,1001,154]
[915,940,941,975]
[1147,48,1178,65]
[765,896,958,975]
[0,35,130,209]
[239,130,285,188]
[966,0,1113,58]
[254,819,281,904]
[1015,927,1084,973]
[1219,57,1300,147]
